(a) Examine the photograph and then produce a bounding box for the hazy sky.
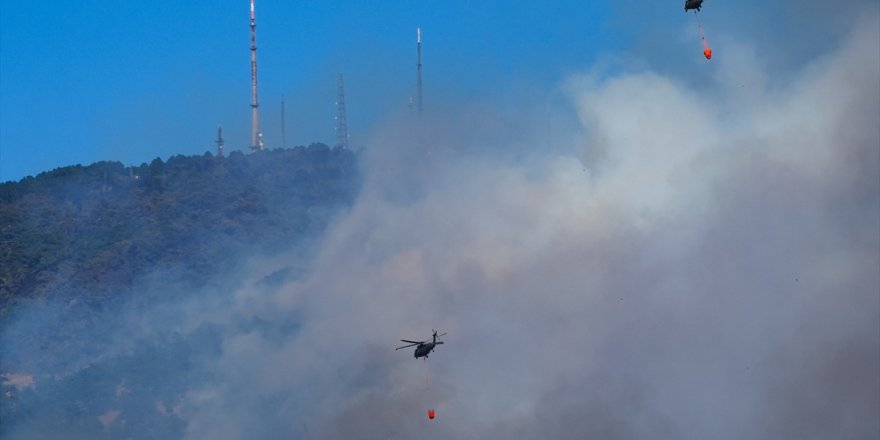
[1,0,864,182]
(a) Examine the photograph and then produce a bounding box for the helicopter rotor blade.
[400,339,424,344]
[395,343,420,350]
[436,332,447,338]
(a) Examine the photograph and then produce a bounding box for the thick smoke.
[186,10,878,438]
[3,6,878,440]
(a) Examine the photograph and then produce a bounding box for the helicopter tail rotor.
[431,330,447,344]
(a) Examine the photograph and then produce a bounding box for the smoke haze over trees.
[0,145,359,311]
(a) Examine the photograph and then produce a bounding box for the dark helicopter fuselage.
[413,342,441,358]
[684,0,703,11]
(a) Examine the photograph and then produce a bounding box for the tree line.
[0,144,361,313]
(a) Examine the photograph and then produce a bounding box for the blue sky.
[0,0,860,182]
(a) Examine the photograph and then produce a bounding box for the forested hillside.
[0,144,360,312]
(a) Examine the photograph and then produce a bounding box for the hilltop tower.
[416,27,423,115]
[249,0,264,151]
[335,74,350,149]
[281,94,288,149]
[216,124,225,157]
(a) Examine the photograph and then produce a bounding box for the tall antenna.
[416,27,423,115]
[216,124,225,157]
[335,74,350,149]
[249,0,264,152]
[281,94,288,149]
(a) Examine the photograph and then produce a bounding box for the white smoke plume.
[181,9,878,439]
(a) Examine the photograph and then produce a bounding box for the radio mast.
[335,74,350,149]
[416,27,423,115]
[249,0,264,151]
[281,94,288,148]
[216,124,225,157]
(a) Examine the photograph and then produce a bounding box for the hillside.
[0,144,360,312]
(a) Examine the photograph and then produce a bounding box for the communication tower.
[249,0,264,151]
[216,124,225,157]
[335,74,350,149]
[281,94,288,148]
[416,27,423,115]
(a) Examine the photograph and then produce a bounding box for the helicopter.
[684,0,703,12]
[396,330,446,359]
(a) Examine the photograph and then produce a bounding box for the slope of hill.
[0,144,360,312]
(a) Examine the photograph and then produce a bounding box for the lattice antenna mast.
[416,27,423,115]
[335,74,350,149]
[249,0,264,151]
[281,94,288,148]
[216,124,225,157]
